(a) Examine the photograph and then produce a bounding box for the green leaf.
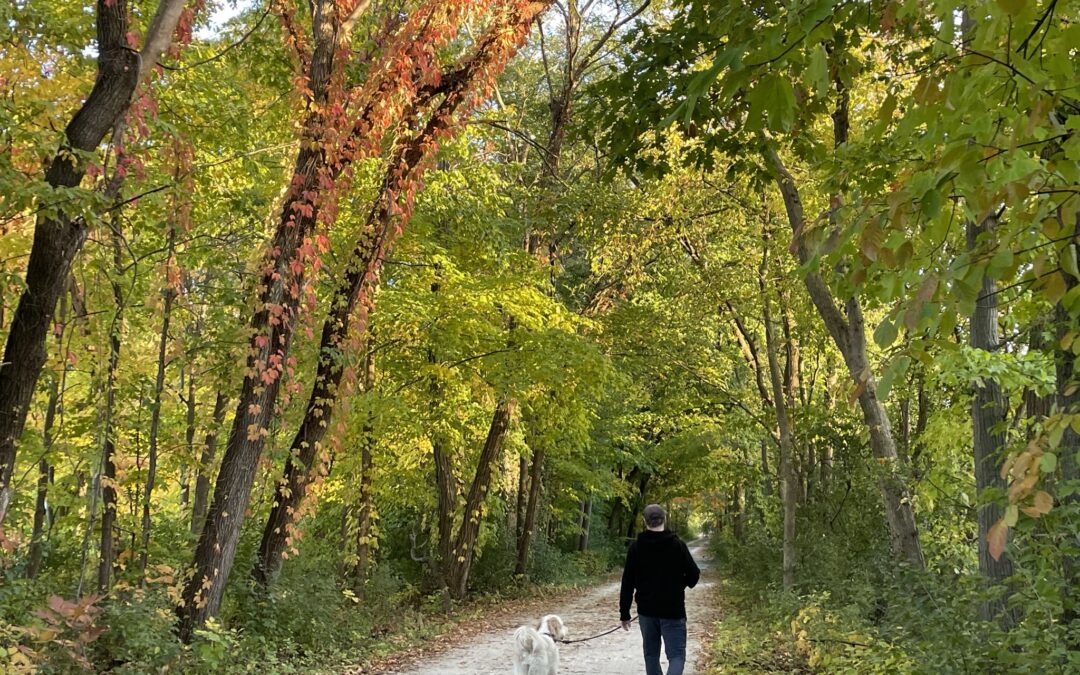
[1040,452,1058,473]
[920,188,942,219]
[805,45,829,98]
[987,247,1014,279]
[996,0,1026,15]
[874,316,899,349]
[748,74,796,133]
[1004,504,1019,527]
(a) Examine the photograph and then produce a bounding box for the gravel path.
[386,540,716,675]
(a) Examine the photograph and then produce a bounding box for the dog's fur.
[512,614,567,675]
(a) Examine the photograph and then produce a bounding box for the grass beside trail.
[699,579,812,675]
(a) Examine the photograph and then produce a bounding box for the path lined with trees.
[0,0,1078,672]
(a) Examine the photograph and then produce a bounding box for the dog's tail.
[514,626,537,655]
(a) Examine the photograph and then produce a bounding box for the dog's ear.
[547,616,567,640]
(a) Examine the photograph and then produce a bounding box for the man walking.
[619,504,701,675]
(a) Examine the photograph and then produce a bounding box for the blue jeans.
[638,615,687,675]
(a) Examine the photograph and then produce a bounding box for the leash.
[555,615,638,645]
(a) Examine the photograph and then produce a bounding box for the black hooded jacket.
[619,530,700,621]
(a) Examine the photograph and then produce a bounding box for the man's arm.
[682,541,700,589]
[619,544,636,622]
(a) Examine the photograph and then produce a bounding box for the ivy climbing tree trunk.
[252,0,554,588]
[176,0,357,638]
[0,0,188,528]
[350,343,377,597]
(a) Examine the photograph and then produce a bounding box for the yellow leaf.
[1044,272,1067,304]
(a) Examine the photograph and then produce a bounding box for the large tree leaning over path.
[0,0,190,528]
[254,0,557,588]
[763,140,925,569]
[178,0,553,638]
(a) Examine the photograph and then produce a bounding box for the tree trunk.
[448,400,514,598]
[577,498,591,551]
[139,233,176,581]
[181,367,197,507]
[1054,231,1080,624]
[97,223,125,593]
[26,381,58,579]
[176,0,352,637]
[0,0,187,527]
[760,439,772,497]
[967,216,1015,624]
[625,472,650,539]
[253,0,541,584]
[516,455,528,541]
[191,391,228,536]
[763,141,925,569]
[177,0,548,635]
[762,247,797,591]
[433,431,456,577]
[351,426,375,595]
[350,344,377,595]
[733,481,747,542]
[515,444,545,575]
[430,345,457,580]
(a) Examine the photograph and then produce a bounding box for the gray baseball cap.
[643,504,666,527]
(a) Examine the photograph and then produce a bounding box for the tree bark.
[429,343,457,580]
[515,444,545,576]
[448,400,514,598]
[763,142,925,569]
[139,232,176,581]
[191,391,228,535]
[0,0,188,527]
[252,0,550,587]
[516,455,529,541]
[181,367,197,507]
[1054,230,1080,624]
[577,498,591,551]
[97,222,125,593]
[26,381,58,579]
[967,216,1015,624]
[762,245,797,591]
[350,344,377,595]
[733,481,747,541]
[176,0,357,637]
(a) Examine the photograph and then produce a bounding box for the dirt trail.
[384,540,716,675]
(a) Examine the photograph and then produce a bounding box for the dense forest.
[1,0,1078,672]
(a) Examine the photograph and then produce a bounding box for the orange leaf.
[988,518,1008,561]
[1033,490,1053,515]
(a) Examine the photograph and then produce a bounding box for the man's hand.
[621,620,633,631]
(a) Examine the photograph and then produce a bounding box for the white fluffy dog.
[512,614,568,675]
